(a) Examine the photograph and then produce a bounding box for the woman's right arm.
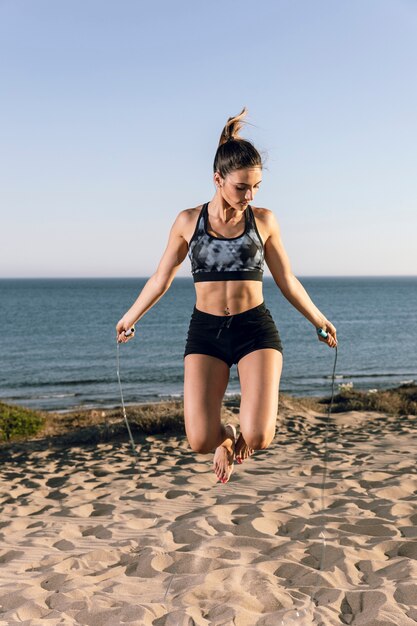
[116,210,190,342]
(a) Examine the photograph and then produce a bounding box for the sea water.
[0,276,416,411]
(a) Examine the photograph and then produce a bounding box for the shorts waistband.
[192,301,266,322]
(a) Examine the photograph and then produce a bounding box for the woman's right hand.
[116,317,136,344]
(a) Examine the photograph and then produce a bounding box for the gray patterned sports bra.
[188,202,264,283]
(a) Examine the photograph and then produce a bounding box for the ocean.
[0,277,416,411]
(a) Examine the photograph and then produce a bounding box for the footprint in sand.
[0,549,23,564]
[40,572,69,591]
[394,582,417,606]
[46,476,68,488]
[340,521,398,538]
[46,489,67,501]
[53,539,75,551]
[81,524,112,539]
[90,502,116,516]
[396,542,417,560]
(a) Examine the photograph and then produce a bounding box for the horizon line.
[1,274,416,280]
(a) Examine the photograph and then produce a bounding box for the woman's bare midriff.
[194,280,264,316]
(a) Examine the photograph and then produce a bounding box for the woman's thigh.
[184,354,230,452]
[237,348,283,450]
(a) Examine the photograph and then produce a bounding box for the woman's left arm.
[263,210,338,348]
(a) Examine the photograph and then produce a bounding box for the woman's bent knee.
[187,435,217,454]
[244,431,275,450]
[190,442,213,454]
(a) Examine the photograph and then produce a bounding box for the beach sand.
[0,397,417,625]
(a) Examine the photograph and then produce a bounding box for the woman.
[116,108,337,484]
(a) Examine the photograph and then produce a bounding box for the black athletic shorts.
[183,301,283,367]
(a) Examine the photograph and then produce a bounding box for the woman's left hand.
[317,320,338,348]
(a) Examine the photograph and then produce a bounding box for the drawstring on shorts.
[216,316,234,339]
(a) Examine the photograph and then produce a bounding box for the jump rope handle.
[124,327,135,338]
[316,327,328,339]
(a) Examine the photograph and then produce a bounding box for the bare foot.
[213,424,236,484]
[235,432,254,464]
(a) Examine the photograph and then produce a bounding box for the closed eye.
[236,184,261,190]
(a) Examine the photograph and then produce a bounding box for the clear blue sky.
[1,0,416,278]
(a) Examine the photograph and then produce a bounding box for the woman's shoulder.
[251,205,275,219]
[175,204,204,226]
[179,204,205,218]
[251,205,279,231]
[173,205,205,239]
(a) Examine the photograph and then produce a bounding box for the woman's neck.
[208,194,245,224]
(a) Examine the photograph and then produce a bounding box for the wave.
[324,373,416,380]
[8,379,113,389]
[4,392,81,401]
[7,373,185,390]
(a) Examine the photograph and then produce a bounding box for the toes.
[213,456,230,483]
[213,462,222,481]
[235,446,254,464]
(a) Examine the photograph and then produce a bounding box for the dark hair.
[213,107,263,177]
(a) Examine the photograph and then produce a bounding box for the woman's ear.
[213,171,223,188]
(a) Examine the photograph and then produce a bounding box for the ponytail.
[214,108,263,177]
[218,107,248,146]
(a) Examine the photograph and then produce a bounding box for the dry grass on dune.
[0,384,416,450]
[0,400,186,450]
[319,382,417,415]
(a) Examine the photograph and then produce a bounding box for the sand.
[0,402,416,625]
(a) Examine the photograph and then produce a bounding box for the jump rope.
[116,325,338,621]
[116,331,139,461]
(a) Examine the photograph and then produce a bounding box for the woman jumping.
[116,108,337,484]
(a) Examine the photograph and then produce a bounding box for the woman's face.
[216,167,262,209]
